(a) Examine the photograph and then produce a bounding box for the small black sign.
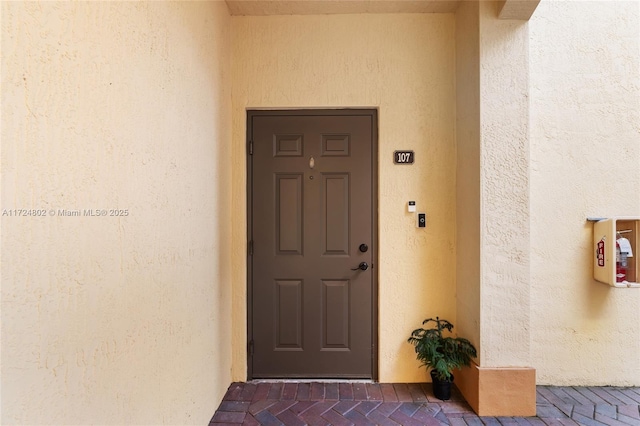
[394,150,414,164]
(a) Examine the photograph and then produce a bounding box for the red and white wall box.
[590,217,640,288]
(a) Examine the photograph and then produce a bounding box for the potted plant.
[407,317,477,400]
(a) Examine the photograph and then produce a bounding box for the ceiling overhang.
[225,0,540,20]
[226,0,461,16]
[497,0,540,20]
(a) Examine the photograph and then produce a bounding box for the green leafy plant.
[407,317,477,382]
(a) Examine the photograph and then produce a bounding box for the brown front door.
[248,110,377,379]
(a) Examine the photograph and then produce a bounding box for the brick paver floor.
[210,382,640,425]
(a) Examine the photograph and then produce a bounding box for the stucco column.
[456,0,535,416]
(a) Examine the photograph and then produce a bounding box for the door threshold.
[249,379,375,383]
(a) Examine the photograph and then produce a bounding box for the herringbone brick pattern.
[210,382,640,426]
[535,386,640,425]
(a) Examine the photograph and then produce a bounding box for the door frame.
[246,109,379,380]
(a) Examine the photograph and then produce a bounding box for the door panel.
[249,110,376,378]
[322,173,350,255]
[275,279,303,350]
[275,174,303,255]
[322,279,350,349]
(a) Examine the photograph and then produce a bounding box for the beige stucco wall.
[455,0,532,369]
[455,0,482,362]
[2,5,637,423]
[478,0,532,368]
[231,13,457,382]
[530,0,640,385]
[1,2,232,424]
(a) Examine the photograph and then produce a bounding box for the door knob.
[351,262,369,271]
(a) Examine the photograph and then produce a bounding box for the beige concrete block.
[457,363,536,417]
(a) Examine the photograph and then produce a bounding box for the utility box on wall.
[592,217,639,288]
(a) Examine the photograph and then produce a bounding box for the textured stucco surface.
[455,0,532,368]
[2,5,638,424]
[455,0,482,363]
[529,0,640,386]
[231,13,457,383]
[1,2,233,424]
[478,0,531,368]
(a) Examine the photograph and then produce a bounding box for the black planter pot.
[430,370,453,401]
